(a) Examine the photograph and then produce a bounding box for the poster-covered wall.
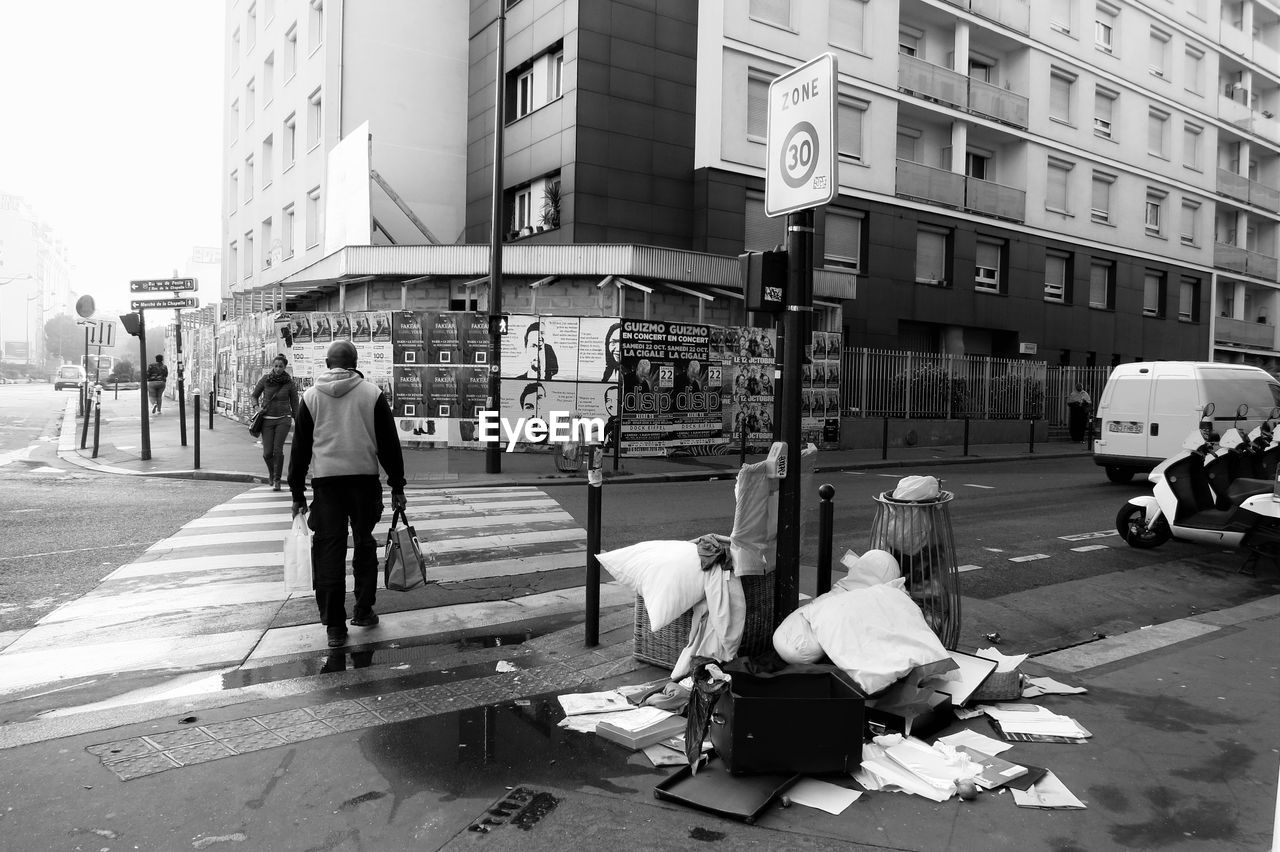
[619,319,723,456]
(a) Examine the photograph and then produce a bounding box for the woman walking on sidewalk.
[252,354,300,490]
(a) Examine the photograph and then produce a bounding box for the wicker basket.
[969,668,1024,702]
[633,572,776,669]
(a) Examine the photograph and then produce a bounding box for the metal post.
[176,308,187,447]
[773,208,813,627]
[209,384,214,429]
[963,416,970,456]
[1028,418,1036,454]
[585,445,603,647]
[1086,413,1094,451]
[882,416,889,460]
[91,386,102,458]
[193,387,201,470]
[138,312,151,461]
[484,7,506,476]
[816,483,835,596]
[80,325,89,417]
[80,382,91,449]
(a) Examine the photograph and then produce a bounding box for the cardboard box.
[596,713,686,751]
[710,667,865,776]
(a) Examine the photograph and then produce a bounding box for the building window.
[1091,172,1114,223]
[263,53,274,104]
[1183,46,1203,94]
[285,24,298,79]
[246,3,257,49]
[1143,270,1165,317]
[309,0,324,53]
[229,241,238,280]
[1050,0,1073,33]
[898,29,921,57]
[747,73,770,139]
[975,239,1003,292]
[915,226,949,286]
[230,99,239,140]
[1179,277,1199,321]
[262,135,273,187]
[231,28,240,70]
[824,211,862,271]
[744,191,785,251]
[515,69,533,119]
[262,217,273,269]
[306,187,321,248]
[551,51,563,100]
[513,186,533,232]
[245,78,256,123]
[1148,109,1168,158]
[837,100,866,162]
[1044,250,1069,302]
[1089,260,1114,309]
[1145,190,1165,235]
[749,0,791,29]
[1095,2,1117,53]
[307,89,322,149]
[283,204,295,258]
[1182,123,1201,170]
[829,0,866,51]
[1047,157,1073,213]
[244,155,255,201]
[244,231,254,278]
[229,170,239,211]
[1049,68,1075,124]
[1094,87,1117,139]
[284,113,296,167]
[1148,27,1169,78]
[896,128,920,163]
[1180,199,1199,245]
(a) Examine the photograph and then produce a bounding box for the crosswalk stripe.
[203,497,559,517]
[185,503,566,529]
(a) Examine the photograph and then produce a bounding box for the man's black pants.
[308,476,384,631]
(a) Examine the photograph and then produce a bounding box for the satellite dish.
[75,295,96,318]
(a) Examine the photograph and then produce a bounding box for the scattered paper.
[1022,676,1088,698]
[980,704,1091,742]
[976,647,1028,673]
[936,730,1013,755]
[557,708,645,733]
[925,651,998,706]
[884,737,969,791]
[495,661,518,673]
[641,743,688,767]
[557,690,631,716]
[786,779,862,815]
[591,706,673,733]
[1011,770,1087,809]
[954,746,1027,790]
[854,743,954,803]
[953,706,986,721]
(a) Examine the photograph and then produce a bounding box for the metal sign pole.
[138,311,151,461]
[176,307,187,447]
[484,6,506,475]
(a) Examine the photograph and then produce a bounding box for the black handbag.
[383,508,431,591]
[248,409,265,438]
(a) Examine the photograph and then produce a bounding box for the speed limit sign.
[765,53,838,217]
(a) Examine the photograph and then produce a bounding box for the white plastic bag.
[283,514,314,594]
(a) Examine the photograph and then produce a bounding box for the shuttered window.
[1049,70,1074,122]
[749,0,790,27]
[744,192,785,251]
[1179,277,1198,321]
[1143,271,1163,316]
[1047,159,1071,211]
[829,0,865,50]
[896,130,919,162]
[975,240,1001,291]
[824,212,862,270]
[916,227,948,284]
[1089,261,1113,309]
[1044,252,1068,301]
[1091,173,1112,222]
[747,75,770,138]
[838,101,865,161]
[1148,109,1167,157]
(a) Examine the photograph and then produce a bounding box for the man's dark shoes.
[351,609,379,627]
[326,629,348,648]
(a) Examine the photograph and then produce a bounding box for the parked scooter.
[1116,403,1280,553]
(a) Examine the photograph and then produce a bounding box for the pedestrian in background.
[289,340,406,648]
[1067,382,1093,445]
[146,354,168,415]
[251,354,300,491]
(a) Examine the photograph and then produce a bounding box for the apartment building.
[221,0,469,301]
[0,193,72,369]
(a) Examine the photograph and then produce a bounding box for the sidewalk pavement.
[58,391,1087,486]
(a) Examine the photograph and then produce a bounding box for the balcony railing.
[965,175,1026,221]
[1215,315,1276,349]
[1217,168,1251,203]
[898,54,968,109]
[1215,243,1280,280]
[967,0,1030,34]
[896,159,965,208]
[1251,179,1279,211]
[967,78,1029,128]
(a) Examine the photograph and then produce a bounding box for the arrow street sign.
[88,320,116,347]
[131,297,199,310]
[765,53,838,217]
[130,278,198,293]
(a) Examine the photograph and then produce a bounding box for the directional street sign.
[88,320,116,347]
[130,278,198,293]
[765,53,838,218]
[132,297,199,310]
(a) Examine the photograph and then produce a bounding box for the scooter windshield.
[1219,429,1245,450]
[1182,430,1210,451]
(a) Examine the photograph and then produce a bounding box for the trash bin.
[868,490,961,649]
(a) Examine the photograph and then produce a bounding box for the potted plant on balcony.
[540,181,561,230]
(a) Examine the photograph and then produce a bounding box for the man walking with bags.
[288,340,407,648]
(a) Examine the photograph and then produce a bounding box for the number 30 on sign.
[765,53,838,217]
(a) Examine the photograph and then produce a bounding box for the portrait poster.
[500,377,545,446]
[579,317,621,383]
[332,313,353,341]
[312,313,335,345]
[428,311,462,365]
[500,314,539,380]
[539,316,580,382]
[720,325,776,452]
[542,380,579,422]
[370,311,393,343]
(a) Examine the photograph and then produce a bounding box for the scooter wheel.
[1116,504,1171,548]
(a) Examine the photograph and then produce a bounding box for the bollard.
[114,381,118,400]
[585,445,603,647]
[208,387,214,430]
[816,483,835,596]
[193,388,201,470]
[91,387,102,459]
[1028,419,1036,454]
[882,417,889,461]
[1086,415,1094,452]
[80,385,93,449]
[963,416,971,456]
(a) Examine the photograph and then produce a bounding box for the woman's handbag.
[248,409,266,438]
[383,507,431,592]
[283,514,313,594]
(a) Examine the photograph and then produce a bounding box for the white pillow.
[835,549,902,591]
[772,606,823,664]
[597,540,703,632]
[802,583,950,695]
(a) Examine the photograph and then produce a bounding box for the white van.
[1093,361,1280,483]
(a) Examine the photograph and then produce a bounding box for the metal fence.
[838,347,1111,425]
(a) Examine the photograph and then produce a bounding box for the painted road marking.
[841,471,865,475]
[983,547,1005,553]
[1071,544,1111,553]
[1009,553,1051,563]
[1060,530,1120,541]
[962,484,994,489]
[957,564,984,573]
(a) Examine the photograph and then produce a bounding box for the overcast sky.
[0,2,225,313]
